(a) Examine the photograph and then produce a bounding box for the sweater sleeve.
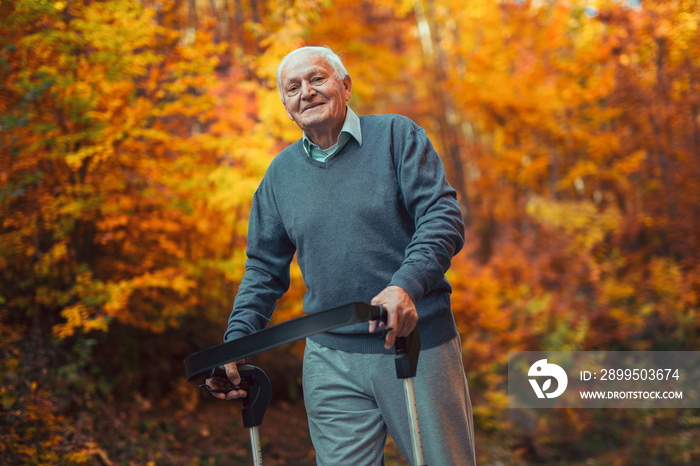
[388,123,466,304]
[223,179,296,343]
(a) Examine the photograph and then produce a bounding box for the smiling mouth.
[302,102,324,112]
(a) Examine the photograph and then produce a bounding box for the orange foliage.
[1,0,699,463]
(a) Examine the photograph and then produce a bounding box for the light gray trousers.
[302,336,477,465]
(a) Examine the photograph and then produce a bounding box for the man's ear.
[343,75,352,101]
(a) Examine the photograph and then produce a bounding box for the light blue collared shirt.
[302,107,363,162]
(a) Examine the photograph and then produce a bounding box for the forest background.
[1,0,699,464]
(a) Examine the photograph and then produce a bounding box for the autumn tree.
[2,0,698,463]
[0,0,253,460]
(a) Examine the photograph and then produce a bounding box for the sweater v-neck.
[295,138,356,169]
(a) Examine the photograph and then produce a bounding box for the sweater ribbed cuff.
[389,266,427,304]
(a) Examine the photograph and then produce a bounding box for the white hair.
[276,46,349,102]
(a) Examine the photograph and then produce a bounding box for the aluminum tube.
[403,377,425,465]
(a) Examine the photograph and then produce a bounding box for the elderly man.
[207,46,476,465]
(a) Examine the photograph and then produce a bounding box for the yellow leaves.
[601,274,636,306]
[258,88,301,142]
[600,271,648,338]
[672,11,699,50]
[53,303,108,339]
[206,166,258,212]
[129,269,195,294]
[64,144,109,170]
[271,257,305,325]
[564,160,599,186]
[31,243,70,294]
[560,149,646,195]
[649,257,682,300]
[526,196,621,252]
[78,0,161,61]
[65,443,112,465]
[645,257,698,330]
[542,313,590,351]
[101,281,131,318]
[51,266,199,339]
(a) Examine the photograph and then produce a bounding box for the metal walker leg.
[394,329,426,466]
[249,425,263,466]
[403,377,425,465]
[203,365,271,465]
[237,365,271,466]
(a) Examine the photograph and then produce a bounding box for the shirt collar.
[302,106,362,159]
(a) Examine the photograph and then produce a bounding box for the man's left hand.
[370,285,418,350]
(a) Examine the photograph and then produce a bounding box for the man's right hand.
[205,360,248,400]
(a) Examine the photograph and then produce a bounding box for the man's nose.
[301,81,316,99]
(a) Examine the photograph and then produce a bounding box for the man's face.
[280,52,352,141]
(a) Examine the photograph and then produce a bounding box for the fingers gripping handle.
[375,304,388,324]
[371,304,393,340]
[202,365,272,428]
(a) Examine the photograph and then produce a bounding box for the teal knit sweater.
[224,114,465,353]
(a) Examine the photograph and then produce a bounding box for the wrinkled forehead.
[280,52,331,82]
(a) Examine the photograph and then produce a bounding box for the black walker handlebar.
[185,302,425,465]
[184,302,390,381]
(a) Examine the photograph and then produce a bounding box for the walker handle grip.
[199,365,271,428]
[394,328,421,379]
